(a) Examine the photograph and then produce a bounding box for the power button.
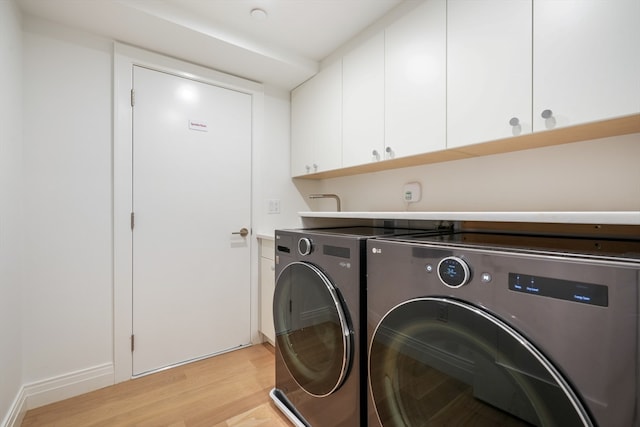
[481,272,492,283]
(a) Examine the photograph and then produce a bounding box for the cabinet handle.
[541,109,553,119]
[305,165,310,173]
[509,117,520,126]
[372,149,380,161]
[312,163,318,172]
[385,146,394,160]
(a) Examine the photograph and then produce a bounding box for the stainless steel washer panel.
[367,238,640,427]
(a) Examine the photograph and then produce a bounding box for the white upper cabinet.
[447,0,533,149]
[533,0,640,131]
[291,60,342,177]
[289,0,640,178]
[386,0,447,158]
[342,33,385,168]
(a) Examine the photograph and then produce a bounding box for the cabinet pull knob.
[385,146,394,160]
[305,165,310,173]
[312,163,318,171]
[372,149,380,161]
[509,117,520,126]
[541,109,553,119]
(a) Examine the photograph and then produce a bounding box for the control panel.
[437,256,471,288]
[298,237,313,256]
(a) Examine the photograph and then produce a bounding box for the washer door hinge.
[130,89,135,107]
[131,334,135,352]
[130,212,135,230]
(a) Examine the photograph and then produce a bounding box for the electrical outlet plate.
[268,199,281,214]
[403,182,421,203]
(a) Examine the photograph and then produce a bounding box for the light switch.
[268,199,281,214]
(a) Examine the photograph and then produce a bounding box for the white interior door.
[132,65,252,376]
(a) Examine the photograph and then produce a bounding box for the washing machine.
[367,232,640,427]
[270,227,423,427]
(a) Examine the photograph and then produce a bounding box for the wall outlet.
[403,182,421,203]
[268,199,281,214]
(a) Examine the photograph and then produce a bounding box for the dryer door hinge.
[131,334,135,352]
[130,212,135,230]
[130,89,135,107]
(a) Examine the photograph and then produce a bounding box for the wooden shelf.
[293,114,640,180]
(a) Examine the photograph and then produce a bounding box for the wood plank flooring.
[21,344,291,427]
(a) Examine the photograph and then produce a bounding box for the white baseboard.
[2,363,114,427]
[2,387,26,427]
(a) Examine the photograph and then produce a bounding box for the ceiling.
[17,0,413,89]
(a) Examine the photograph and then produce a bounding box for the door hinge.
[130,89,135,107]
[130,212,135,230]
[131,334,135,352]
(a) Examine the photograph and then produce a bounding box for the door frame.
[113,43,264,383]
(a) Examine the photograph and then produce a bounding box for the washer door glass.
[369,297,592,427]
[274,262,352,397]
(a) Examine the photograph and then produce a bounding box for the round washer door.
[369,297,593,427]
[274,261,352,397]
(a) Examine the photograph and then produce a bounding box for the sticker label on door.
[188,119,208,132]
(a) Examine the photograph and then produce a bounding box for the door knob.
[232,227,249,237]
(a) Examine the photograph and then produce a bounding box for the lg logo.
[371,247,382,254]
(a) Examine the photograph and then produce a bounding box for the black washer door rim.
[369,297,593,427]
[274,261,352,397]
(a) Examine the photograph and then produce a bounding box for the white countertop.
[255,233,275,240]
[298,211,640,225]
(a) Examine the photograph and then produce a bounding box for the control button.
[437,256,471,288]
[298,238,313,256]
[425,264,433,273]
[481,272,492,283]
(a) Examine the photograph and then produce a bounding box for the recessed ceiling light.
[250,8,268,20]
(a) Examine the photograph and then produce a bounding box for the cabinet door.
[447,0,532,149]
[259,256,275,344]
[533,0,640,131]
[291,61,343,177]
[386,0,447,157]
[343,32,385,167]
[291,78,316,176]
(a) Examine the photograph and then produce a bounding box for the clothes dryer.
[367,232,640,426]
[270,227,420,427]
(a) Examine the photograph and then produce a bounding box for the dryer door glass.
[369,297,592,427]
[274,261,352,397]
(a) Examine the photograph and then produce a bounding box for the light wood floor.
[21,343,292,427]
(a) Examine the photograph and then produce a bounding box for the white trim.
[23,364,114,410]
[2,364,113,427]
[113,42,264,383]
[2,388,26,427]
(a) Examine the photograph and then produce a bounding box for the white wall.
[0,1,24,424]
[21,17,113,384]
[253,85,320,235]
[317,133,640,212]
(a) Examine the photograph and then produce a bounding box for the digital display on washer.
[508,273,608,307]
[438,257,467,287]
